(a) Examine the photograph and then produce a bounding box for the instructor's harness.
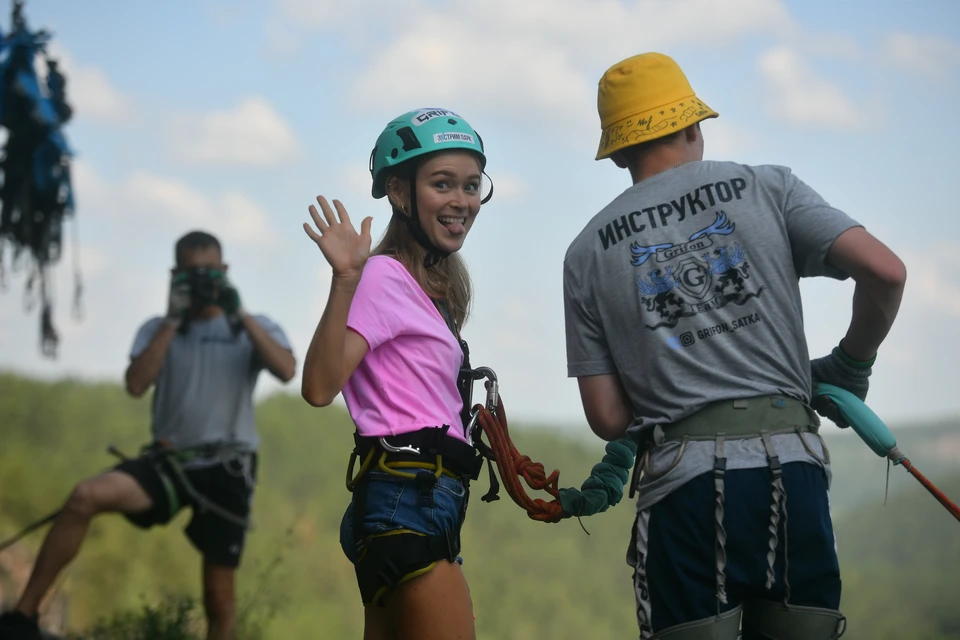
[634,395,847,640]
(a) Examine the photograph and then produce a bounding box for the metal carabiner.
[466,407,481,435]
[472,366,499,412]
[476,367,500,411]
[379,436,421,456]
[460,366,500,440]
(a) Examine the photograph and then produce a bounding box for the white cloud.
[900,246,960,320]
[275,0,794,150]
[275,0,374,28]
[72,245,112,281]
[785,31,863,62]
[756,47,874,130]
[40,42,136,123]
[349,23,594,126]
[263,13,305,58]
[278,0,793,48]
[883,32,960,81]
[490,174,527,200]
[73,160,282,249]
[342,164,373,197]
[701,118,756,158]
[349,0,792,115]
[167,97,301,167]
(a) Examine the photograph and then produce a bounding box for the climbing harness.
[816,383,960,524]
[646,397,826,606]
[636,395,847,640]
[341,299,638,604]
[0,0,81,357]
[345,424,481,606]
[633,386,956,639]
[0,441,255,554]
[343,300,486,606]
[132,441,255,530]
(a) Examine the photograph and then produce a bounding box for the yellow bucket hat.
[595,52,718,160]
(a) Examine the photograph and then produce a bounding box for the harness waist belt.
[354,427,482,479]
[663,395,820,442]
[146,441,256,463]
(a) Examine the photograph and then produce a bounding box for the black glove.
[810,345,874,428]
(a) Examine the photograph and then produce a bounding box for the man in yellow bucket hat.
[563,52,907,639]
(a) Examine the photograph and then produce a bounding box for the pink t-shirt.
[343,255,468,443]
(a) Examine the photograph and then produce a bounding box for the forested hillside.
[1,374,957,639]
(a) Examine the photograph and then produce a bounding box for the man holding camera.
[0,231,296,640]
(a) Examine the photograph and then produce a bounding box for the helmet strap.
[404,169,449,268]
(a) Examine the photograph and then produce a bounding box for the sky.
[1,0,958,435]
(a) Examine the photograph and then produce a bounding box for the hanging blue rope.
[0,0,80,357]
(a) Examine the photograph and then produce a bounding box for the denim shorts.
[339,468,469,565]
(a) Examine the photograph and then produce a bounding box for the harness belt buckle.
[379,436,421,456]
[713,457,727,477]
[768,455,782,476]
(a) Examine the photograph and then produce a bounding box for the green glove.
[810,343,874,428]
[214,273,244,318]
[165,272,192,326]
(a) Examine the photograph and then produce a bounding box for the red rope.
[900,458,960,524]
[474,396,568,523]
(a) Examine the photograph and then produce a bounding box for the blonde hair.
[371,214,473,330]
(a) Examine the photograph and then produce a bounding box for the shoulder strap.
[433,298,458,338]
[433,299,470,366]
[434,298,476,434]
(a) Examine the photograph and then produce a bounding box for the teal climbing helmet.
[369,108,488,199]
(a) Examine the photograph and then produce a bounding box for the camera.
[183,267,223,306]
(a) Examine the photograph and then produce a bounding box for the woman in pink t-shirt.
[301,108,493,639]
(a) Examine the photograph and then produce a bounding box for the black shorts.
[114,453,258,568]
[629,462,840,637]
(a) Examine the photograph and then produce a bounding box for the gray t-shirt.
[563,161,860,507]
[130,313,291,458]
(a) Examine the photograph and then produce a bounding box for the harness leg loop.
[713,434,728,609]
